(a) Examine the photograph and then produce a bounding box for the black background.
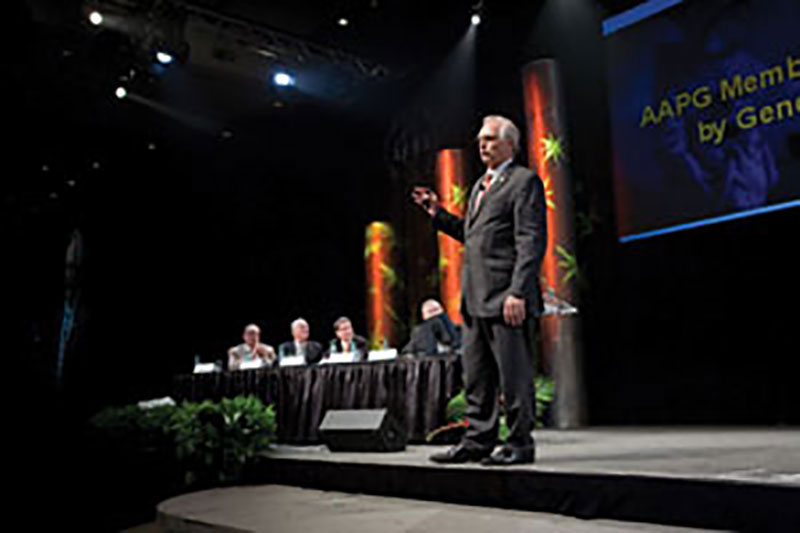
[8,0,797,431]
[8,1,797,529]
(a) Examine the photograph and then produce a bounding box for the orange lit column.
[365,221,398,350]
[522,58,586,428]
[435,149,467,325]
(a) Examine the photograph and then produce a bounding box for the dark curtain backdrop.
[9,0,797,424]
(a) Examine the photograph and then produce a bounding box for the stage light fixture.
[89,11,103,26]
[115,86,127,99]
[156,51,174,65]
[338,18,349,26]
[471,14,481,26]
[273,72,294,87]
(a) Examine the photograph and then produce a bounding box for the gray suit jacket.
[433,163,547,318]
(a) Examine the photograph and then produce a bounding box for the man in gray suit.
[412,115,547,465]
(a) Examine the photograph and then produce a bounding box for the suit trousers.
[461,313,537,450]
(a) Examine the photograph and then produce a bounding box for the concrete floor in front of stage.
[152,484,723,533]
[268,427,800,485]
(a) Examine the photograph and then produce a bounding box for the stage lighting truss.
[83,0,390,86]
[81,0,187,95]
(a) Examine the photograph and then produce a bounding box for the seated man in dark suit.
[325,316,369,362]
[277,318,324,365]
[402,299,461,356]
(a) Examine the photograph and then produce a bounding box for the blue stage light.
[156,51,174,65]
[273,72,294,87]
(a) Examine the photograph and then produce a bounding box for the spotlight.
[471,14,481,26]
[273,72,294,87]
[338,18,349,27]
[89,11,103,26]
[156,51,173,65]
[115,86,127,99]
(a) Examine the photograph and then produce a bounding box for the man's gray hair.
[421,299,443,313]
[291,318,309,330]
[421,299,444,320]
[482,115,521,154]
[333,316,351,330]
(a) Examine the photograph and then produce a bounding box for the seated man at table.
[401,299,461,356]
[228,324,276,371]
[277,318,324,365]
[325,316,369,362]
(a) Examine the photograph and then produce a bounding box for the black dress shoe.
[481,445,535,466]
[429,444,491,464]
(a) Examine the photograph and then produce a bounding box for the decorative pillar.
[522,58,587,428]
[365,221,398,349]
[435,149,467,324]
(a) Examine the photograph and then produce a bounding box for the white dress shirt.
[484,157,513,186]
[294,341,307,357]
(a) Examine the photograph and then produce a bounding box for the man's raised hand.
[411,186,439,217]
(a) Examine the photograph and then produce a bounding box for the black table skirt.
[172,356,462,443]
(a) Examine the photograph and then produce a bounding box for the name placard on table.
[321,352,358,365]
[239,359,267,370]
[279,355,306,367]
[367,349,398,362]
[319,349,398,364]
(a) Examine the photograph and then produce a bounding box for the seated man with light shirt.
[325,316,369,362]
[227,324,276,371]
[277,318,324,365]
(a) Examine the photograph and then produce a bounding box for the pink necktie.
[473,173,493,214]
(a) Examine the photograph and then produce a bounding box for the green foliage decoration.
[89,395,276,488]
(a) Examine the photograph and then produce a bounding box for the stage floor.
[155,428,800,532]
[268,427,800,486]
[156,484,718,533]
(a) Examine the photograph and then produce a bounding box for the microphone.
[411,185,436,211]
